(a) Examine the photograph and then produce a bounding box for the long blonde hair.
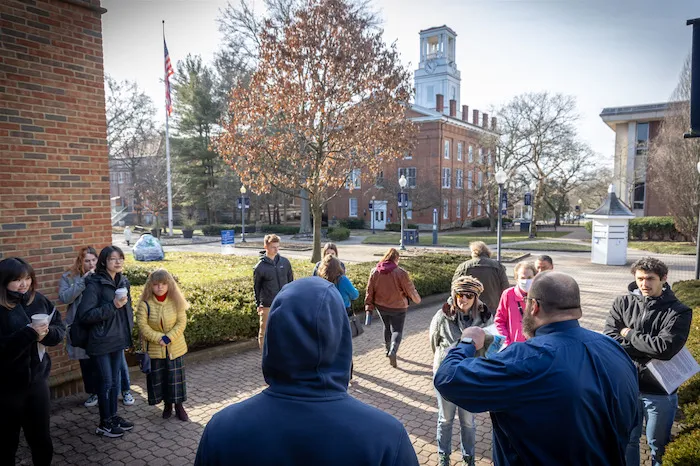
[140,268,190,312]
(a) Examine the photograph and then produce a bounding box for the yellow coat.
[137,297,188,360]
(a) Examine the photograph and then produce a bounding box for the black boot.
[162,402,172,419]
[175,403,189,422]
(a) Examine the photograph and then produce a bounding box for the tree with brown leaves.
[216,0,417,261]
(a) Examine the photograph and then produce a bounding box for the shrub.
[202,224,238,236]
[260,225,300,235]
[327,227,351,241]
[628,216,683,241]
[584,221,592,234]
[338,218,365,229]
[385,222,419,232]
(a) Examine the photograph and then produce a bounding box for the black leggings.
[0,379,53,466]
[378,310,406,356]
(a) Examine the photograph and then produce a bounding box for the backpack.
[69,313,89,349]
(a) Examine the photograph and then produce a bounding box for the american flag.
[164,39,174,116]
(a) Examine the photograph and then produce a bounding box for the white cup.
[31,313,49,325]
[115,288,128,299]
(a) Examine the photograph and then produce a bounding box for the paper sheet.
[37,308,57,362]
[646,347,700,394]
[482,324,506,356]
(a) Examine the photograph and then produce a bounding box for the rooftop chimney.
[473,109,479,126]
[436,94,444,113]
[491,117,497,130]
[462,105,469,122]
[449,99,457,118]
[482,113,489,128]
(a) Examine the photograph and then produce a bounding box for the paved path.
[17,249,695,465]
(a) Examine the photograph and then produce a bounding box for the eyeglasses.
[107,258,125,263]
[456,292,476,300]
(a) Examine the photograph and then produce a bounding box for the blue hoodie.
[195,277,418,466]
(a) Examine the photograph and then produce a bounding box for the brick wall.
[0,0,111,397]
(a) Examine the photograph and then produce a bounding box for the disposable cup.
[31,313,49,325]
[115,288,128,299]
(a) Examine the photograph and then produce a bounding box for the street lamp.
[695,161,700,279]
[371,195,376,234]
[495,169,507,262]
[399,174,408,251]
[529,180,537,239]
[240,186,247,243]
[577,198,583,224]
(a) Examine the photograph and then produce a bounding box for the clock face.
[426,60,437,74]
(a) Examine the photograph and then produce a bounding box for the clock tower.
[414,26,461,113]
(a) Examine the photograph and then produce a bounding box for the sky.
[101,0,699,163]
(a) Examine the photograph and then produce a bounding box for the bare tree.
[569,166,613,212]
[649,57,700,241]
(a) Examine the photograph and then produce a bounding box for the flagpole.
[163,20,173,237]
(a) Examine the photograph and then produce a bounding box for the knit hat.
[451,275,484,305]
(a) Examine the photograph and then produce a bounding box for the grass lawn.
[628,241,697,255]
[362,230,568,247]
[502,241,591,252]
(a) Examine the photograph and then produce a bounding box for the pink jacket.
[494,286,528,346]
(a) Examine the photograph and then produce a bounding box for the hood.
[376,260,397,274]
[262,277,352,398]
[6,289,32,307]
[258,251,277,264]
[89,270,125,288]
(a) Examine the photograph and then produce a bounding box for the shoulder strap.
[140,301,151,351]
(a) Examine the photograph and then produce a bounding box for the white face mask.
[518,278,533,293]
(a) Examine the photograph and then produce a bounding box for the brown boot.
[162,402,172,419]
[175,403,189,422]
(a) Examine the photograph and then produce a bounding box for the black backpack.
[69,312,89,349]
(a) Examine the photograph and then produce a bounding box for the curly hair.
[630,257,668,279]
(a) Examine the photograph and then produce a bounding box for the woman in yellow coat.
[137,269,190,421]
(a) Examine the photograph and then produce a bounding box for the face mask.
[518,279,533,293]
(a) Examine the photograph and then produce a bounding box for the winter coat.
[364,261,421,312]
[58,271,89,360]
[194,277,419,466]
[137,296,188,360]
[604,282,692,395]
[494,285,528,346]
[453,256,510,312]
[76,271,134,357]
[429,299,493,373]
[253,253,294,308]
[0,291,65,392]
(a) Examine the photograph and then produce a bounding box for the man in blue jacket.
[434,271,639,466]
[195,277,419,466]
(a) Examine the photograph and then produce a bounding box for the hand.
[621,327,632,338]
[113,296,128,308]
[460,327,486,351]
[30,321,49,340]
[257,306,264,316]
[159,338,167,347]
[365,310,372,317]
[83,270,94,278]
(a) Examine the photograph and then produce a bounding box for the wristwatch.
[460,337,474,346]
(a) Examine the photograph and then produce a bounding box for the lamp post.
[399,174,408,251]
[577,198,583,224]
[240,186,247,243]
[529,180,537,239]
[371,195,376,234]
[495,170,507,262]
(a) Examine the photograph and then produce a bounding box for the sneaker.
[112,416,134,431]
[389,353,397,368]
[122,391,135,406]
[438,453,450,466]
[96,419,124,438]
[463,455,475,466]
[84,394,98,408]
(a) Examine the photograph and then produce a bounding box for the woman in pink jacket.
[494,261,537,346]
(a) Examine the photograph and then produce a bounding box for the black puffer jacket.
[604,282,692,394]
[0,291,65,392]
[253,252,294,308]
[76,271,134,357]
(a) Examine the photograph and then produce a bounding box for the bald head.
[529,271,581,315]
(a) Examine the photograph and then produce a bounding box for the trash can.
[519,221,531,233]
[403,229,419,245]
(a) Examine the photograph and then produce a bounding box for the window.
[346,168,361,190]
[456,169,463,189]
[487,150,492,166]
[443,198,449,219]
[633,182,645,210]
[468,199,473,216]
[636,123,649,156]
[398,167,417,188]
[444,140,450,159]
[403,152,412,160]
[456,198,462,218]
[118,172,124,184]
[375,171,384,188]
[349,198,358,217]
[467,171,473,190]
[478,148,483,164]
[477,171,483,188]
[468,146,473,163]
[406,200,413,220]
[457,142,463,161]
[442,168,451,188]
[477,200,482,216]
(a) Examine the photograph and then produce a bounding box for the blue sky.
[102,0,698,163]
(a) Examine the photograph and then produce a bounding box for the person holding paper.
[429,276,493,466]
[435,272,639,466]
[0,257,65,466]
[604,257,692,466]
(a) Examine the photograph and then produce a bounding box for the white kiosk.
[588,185,636,266]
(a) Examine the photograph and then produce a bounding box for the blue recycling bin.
[403,229,419,245]
[519,221,531,232]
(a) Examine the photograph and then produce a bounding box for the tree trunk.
[530,195,539,238]
[311,202,323,263]
[554,212,561,227]
[282,194,287,225]
[300,189,312,233]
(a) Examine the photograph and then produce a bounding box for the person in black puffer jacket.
[0,257,65,466]
[77,245,134,439]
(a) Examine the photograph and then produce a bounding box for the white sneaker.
[122,391,135,406]
[84,394,98,408]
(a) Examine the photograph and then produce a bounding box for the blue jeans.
[93,351,123,423]
[436,389,475,458]
[117,352,131,394]
[626,392,678,466]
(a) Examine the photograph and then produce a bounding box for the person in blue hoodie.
[434,271,639,466]
[194,277,419,466]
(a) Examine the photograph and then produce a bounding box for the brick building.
[600,102,670,217]
[326,25,499,230]
[0,0,111,396]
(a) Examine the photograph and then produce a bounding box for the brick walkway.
[16,250,695,465]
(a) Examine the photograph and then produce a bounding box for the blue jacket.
[434,320,639,466]
[335,275,359,309]
[195,277,418,466]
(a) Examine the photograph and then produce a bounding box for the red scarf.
[155,292,167,302]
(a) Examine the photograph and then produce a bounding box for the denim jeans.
[94,351,123,423]
[377,310,406,355]
[117,352,131,394]
[626,392,678,466]
[435,389,475,459]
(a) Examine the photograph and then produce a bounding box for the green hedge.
[662,280,700,465]
[385,222,419,232]
[327,227,351,241]
[471,217,512,228]
[338,218,365,229]
[583,217,685,241]
[584,221,592,234]
[202,224,239,236]
[202,224,301,236]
